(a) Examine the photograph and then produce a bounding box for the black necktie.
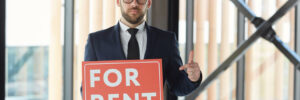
[127,28,140,59]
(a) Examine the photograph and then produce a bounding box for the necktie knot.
[127,28,139,36]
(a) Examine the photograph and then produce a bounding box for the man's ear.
[147,0,152,8]
[116,0,120,7]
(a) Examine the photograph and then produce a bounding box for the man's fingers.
[179,63,199,71]
[179,65,187,70]
[188,50,194,64]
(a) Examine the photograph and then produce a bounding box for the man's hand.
[179,50,201,82]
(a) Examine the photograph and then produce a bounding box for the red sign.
[82,59,163,100]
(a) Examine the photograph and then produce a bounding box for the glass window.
[245,0,294,100]
[5,0,64,99]
[180,0,237,99]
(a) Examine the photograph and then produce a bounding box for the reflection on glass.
[6,47,48,100]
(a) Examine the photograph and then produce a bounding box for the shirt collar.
[119,20,146,33]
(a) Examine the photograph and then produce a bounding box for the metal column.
[294,3,300,100]
[63,0,74,99]
[185,0,194,63]
[236,3,246,100]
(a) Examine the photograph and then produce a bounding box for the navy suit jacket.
[84,23,202,96]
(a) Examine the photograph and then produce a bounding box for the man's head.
[117,0,152,25]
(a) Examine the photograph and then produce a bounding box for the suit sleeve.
[84,34,97,61]
[81,34,97,97]
[165,33,202,96]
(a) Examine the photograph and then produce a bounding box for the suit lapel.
[113,23,126,60]
[144,23,156,59]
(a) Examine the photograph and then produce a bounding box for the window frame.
[294,4,300,100]
[1,0,6,99]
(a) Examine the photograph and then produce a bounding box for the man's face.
[118,0,151,24]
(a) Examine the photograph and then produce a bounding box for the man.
[84,0,202,97]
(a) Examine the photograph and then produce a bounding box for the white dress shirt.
[119,21,147,59]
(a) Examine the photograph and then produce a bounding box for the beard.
[121,7,146,24]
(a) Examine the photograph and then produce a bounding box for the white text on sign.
[89,68,157,100]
